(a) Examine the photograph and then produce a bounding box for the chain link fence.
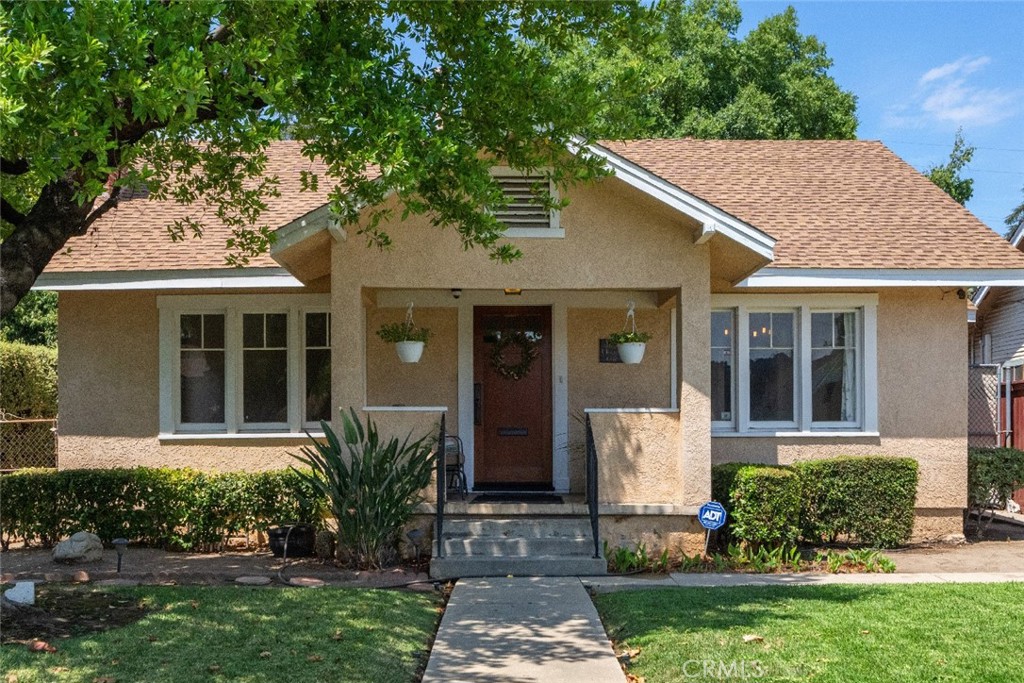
[968,365,999,448]
[0,418,58,471]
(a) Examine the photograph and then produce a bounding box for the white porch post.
[677,257,712,506]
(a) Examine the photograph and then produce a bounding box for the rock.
[235,576,272,586]
[52,531,104,563]
[96,578,140,587]
[1,572,15,583]
[4,581,36,605]
[288,576,325,588]
[72,570,90,583]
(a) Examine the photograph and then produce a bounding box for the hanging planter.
[378,303,431,364]
[609,301,652,365]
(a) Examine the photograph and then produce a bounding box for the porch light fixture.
[451,288,462,300]
[112,538,129,573]
[503,288,523,296]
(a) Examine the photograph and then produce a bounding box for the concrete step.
[430,516,607,578]
[430,555,608,580]
[442,517,594,539]
[441,536,598,557]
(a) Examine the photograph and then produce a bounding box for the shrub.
[711,463,801,549]
[967,447,1024,536]
[795,456,918,548]
[292,410,436,569]
[0,341,57,417]
[0,467,324,551]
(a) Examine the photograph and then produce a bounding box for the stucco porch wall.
[711,288,968,539]
[587,412,683,505]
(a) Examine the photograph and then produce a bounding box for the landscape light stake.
[113,538,129,573]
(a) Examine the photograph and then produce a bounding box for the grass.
[1,585,441,683]
[595,584,1023,683]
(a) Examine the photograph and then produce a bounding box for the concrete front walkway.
[422,577,624,683]
[583,570,1024,593]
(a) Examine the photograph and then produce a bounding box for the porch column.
[330,240,367,425]
[677,254,712,506]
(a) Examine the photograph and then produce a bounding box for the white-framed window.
[489,167,563,238]
[158,294,331,436]
[711,294,878,436]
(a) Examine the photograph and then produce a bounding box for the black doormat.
[472,493,564,504]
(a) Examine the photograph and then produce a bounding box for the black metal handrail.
[435,412,446,559]
[584,413,600,559]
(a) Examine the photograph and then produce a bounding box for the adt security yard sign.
[698,501,727,530]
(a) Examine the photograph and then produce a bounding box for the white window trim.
[710,294,878,436]
[489,166,564,238]
[158,294,331,436]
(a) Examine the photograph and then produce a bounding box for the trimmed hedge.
[0,341,57,418]
[0,467,325,551]
[711,463,801,548]
[794,457,918,548]
[712,456,919,549]
[967,447,1024,531]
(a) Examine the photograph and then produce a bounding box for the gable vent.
[494,174,553,230]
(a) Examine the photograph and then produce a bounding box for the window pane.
[811,313,833,348]
[306,312,328,348]
[180,315,203,349]
[813,349,856,422]
[203,314,224,349]
[266,313,288,348]
[243,314,264,347]
[711,311,733,348]
[180,350,225,423]
[244,349,288,423]
[770,312,794,348]
[834,312,849,347]
[711,347,733,421]
[306,348,331,422]
[750,349,794,421]
[749,312,771,348]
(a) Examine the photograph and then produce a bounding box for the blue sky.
[738,0,1024,236]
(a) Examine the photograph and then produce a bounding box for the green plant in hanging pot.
[377,303,430,363]
[610,302,651,364]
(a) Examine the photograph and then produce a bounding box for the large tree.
[1005,186,1024,240]
[549,0,858,139]
[0,1,643,316]
[926,129,975,207]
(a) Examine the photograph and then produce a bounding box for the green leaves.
[926,128,976,206]
[291,409,436,569]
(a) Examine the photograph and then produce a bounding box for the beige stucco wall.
[711,288,968,538]
[58,290,327,472]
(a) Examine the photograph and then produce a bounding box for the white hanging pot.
[617,342,646,365]
[395,340,425,363]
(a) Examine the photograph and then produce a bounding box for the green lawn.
[595,584,1023,683]
[1,585,440,683]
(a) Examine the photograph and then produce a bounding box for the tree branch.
[1,157,30,176]
[0,197,27,227]
[78,186,123,235]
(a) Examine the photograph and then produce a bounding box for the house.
[967,222,1024,508]
[36,139,1024,568]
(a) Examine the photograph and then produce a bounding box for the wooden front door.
[473,306,552,489]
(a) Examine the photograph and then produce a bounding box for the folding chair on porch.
[444,435,468,499]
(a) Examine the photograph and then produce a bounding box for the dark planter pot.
[268,525,316,558]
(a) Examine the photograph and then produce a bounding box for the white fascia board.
[33,268,305,291]
[737,268,1024,288]
[272,204,334,254]
[581,142,776,260]
[973,227,1024,306]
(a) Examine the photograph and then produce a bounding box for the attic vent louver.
[494,174,553,230]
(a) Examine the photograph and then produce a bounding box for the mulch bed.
[1,585,151,645]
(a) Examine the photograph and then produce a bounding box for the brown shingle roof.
[601,139,1024,270]
[45,141,338,273]
[44,138,1024,274]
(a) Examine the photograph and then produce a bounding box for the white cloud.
[919,56,990,85]
[885,55,1018,129]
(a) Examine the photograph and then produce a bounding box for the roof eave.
[737,268,1024,288]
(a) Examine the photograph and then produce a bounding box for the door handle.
[474,383,483,426]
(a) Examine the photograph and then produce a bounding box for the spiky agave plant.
[291,409,436,569]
